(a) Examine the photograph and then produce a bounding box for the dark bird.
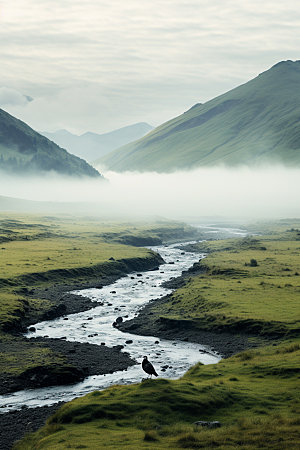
[142,356,158,378]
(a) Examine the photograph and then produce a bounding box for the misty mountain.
[99,60,300,172]
[0,108,101,177]
[42,122,153,162]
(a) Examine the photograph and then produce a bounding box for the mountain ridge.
[42,122,153,162]
[99,60,300,172]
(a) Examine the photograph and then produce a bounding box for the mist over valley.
[1,166,299,221]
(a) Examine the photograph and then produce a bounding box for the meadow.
[14,222,300,449]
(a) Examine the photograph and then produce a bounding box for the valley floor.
[12,220,300,449]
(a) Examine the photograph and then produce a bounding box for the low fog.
[1,166,299,221]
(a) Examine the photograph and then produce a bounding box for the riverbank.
[0,403,64,450]
[0,337,135,395]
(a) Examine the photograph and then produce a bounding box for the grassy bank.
[15,338,300,449]
[15,223,300,449]
[0,213,196,389]
[162,231,300,337]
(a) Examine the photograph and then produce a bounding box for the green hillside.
[0,108,101,177]
[100,60,300,172]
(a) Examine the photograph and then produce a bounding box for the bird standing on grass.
[142,356,158,378]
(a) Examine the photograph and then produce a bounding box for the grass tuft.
[143,430,159,442]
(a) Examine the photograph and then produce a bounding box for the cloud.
[1,0,300,132]
[0,87,33,107]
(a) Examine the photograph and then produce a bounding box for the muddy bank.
[118,300,263,358]
[6,252,164,334]
[0,337,135,395]
[118,300,271,358]
[118,262,270,358]
[0,402,64,450]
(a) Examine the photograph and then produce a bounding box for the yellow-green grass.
[0,213,167,320]
[157,234,300,336]
[0,337,65,376]
[0,238,153,280]
[14,339,300,449]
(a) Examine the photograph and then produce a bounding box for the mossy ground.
[14,223,300,449]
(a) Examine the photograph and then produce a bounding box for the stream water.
[0,226,248,413]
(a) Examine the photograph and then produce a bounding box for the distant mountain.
[0,108,101,177]
[99,60,300,172]
[42,122,153,162]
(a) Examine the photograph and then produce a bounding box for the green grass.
[157,233,300,336]
[13,223,300,449]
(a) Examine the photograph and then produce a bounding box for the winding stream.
[0,227,247,413]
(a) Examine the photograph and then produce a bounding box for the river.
[0,226,247,413]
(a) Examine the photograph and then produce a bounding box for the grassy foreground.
[14,223,300,449]
[0,213,196,384]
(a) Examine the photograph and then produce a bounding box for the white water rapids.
[0,226,247,413]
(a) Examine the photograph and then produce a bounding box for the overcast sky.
[1,0,300,134]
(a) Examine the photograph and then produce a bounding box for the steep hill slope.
[43,122,153,162]
[100,60,300,172]
[0,108,101,177]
